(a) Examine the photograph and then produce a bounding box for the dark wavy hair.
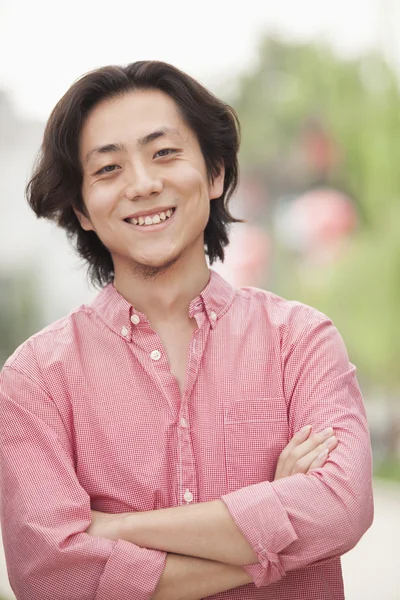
[26,60,242,288]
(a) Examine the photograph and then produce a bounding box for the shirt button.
[180,417,187,428]
[130,314,140,325]
[150,350,161,361]
[121,326,129,337]
[184,489,193,503]
[209,311,217,321]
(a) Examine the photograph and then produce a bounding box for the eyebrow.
[84,127,181,165]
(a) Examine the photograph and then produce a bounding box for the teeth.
[127,208,174,226]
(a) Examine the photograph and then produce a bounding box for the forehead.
[80,89,191,155]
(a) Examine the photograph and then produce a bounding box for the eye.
[154,148,177,158]
[96,164,120,175]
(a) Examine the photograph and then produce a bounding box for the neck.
[113,254,210,325]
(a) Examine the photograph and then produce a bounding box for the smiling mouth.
[124,208,175,227]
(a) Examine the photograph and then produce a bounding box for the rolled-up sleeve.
[221,312,374,588]
[0,365,166,600]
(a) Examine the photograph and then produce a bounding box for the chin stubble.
[131,255,181,281]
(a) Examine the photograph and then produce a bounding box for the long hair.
[26,61,242,287]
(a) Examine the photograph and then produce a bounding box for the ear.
[73,207,95,232]
[209,164,225,200]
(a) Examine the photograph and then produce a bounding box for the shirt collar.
[90,269,235,340]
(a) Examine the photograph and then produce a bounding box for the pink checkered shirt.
[0,270,373,599]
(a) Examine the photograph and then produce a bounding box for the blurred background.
[0,0,399,598]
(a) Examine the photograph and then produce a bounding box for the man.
[0,61,373,600]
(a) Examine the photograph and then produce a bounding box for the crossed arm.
[0,318,373,600]
[87,426,337,600]
[89,503,255,600]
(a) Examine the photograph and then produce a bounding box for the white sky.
[0,0,399,121]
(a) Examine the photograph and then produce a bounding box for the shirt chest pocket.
[223,398,289,492]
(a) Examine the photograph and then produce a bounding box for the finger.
[275,426,337,480]
[277,431,332,478]
[308,448,329,470]
[274,425,313,479]
[289,426,335,464]
[279,425,312,461]
[292,436,338,475]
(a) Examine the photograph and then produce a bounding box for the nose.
[123,162,163,200]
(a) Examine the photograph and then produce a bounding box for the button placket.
[176,325,208,508]
[178,407,197,506]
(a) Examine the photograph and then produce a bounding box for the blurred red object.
[291,189,358,247]
[213,224,270,288]
[292,188,358,249]
[274,188,358,264]
[301,117,340,178]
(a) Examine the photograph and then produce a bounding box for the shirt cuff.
[221,481,298,587]
[95,538,167,600]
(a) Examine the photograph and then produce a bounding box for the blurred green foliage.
[374,457,400,482]
[0,271,41,368]
[231,37,400,394]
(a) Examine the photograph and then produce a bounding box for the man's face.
[77,89,224,278]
